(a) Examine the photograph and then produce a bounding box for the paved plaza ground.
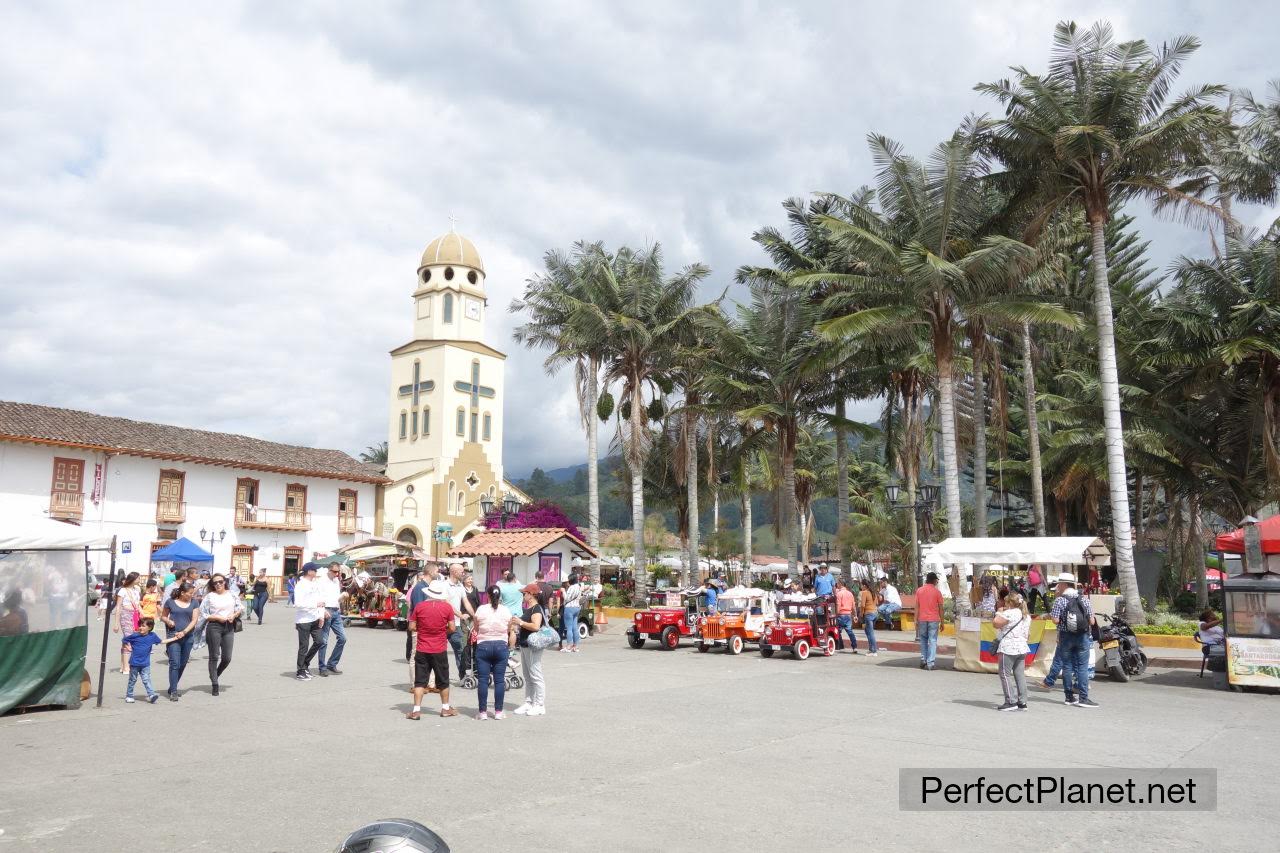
[1,607,1277,852]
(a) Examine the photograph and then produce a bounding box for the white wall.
[0,441,376,577]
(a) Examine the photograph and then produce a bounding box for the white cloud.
[1,0,1275,474]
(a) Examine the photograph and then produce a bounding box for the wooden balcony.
[235,505,311,531]
[338,516,366,535]
[49,492,84,521]
[156,501,187,524]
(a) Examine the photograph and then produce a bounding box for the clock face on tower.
[464,298,481,321]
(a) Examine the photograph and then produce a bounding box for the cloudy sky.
[2,1,1276,477]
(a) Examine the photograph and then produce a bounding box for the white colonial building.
[0,400,384,594]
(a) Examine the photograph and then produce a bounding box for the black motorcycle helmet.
[336,819,449,853]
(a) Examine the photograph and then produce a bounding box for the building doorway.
[283,546,303,582]
[396,527,419,546]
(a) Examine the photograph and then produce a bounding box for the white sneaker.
[528,705,546,716]
[475,711,489,721]
[867,652,879,657]
[513,702,532,716]
[124,697,136,703]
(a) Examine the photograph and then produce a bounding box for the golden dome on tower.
[420,230,485,274]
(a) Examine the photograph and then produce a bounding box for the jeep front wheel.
[660,626,680,650]
[793,639,811,660]
[627,632,645,649]
[728,635,744,655]
[697,641,709,653]
[760,644,775,658]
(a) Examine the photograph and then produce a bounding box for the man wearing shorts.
[407,579,457,720]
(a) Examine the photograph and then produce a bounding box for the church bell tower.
[380,229,506,553]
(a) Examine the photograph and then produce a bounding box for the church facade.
[379,230,515,555]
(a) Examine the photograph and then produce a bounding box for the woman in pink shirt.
[473,584,514,720]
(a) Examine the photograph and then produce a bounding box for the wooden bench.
[875,593,915,630]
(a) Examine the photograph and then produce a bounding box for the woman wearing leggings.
[199,573,243,696]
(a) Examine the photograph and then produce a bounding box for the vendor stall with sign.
[1215,514,1280,691]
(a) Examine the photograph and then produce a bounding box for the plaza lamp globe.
[502,493,521,517]
[886,484,901,505]
[478,495,495,517]
[920,484,939,505]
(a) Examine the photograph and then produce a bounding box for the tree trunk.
[1022,322,1047,536]
[742,490,753,582]
[835,397,849,561]
[935,348,968,600]
[783,446,798,576]
[713,491,719,533]
[1191,492,1208,609]
[972,348,988,537]
[1090,220,1144,623]
[630,465,647,607]
[799,508,809,562]
[586,357,601,583]
[685,406,699,586]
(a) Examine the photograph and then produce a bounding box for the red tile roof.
[0,400,387,484]
[448,527,597,558]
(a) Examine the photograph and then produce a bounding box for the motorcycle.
[1098,602,1147,682]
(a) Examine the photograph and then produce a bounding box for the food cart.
[925,536,1112,675]
[1214,515,1280,691]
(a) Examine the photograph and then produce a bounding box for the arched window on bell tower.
[443,292,454,324]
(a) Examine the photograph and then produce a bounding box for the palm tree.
[810,130,1077,600]
[358,442,388,470]
[511,242,612,582]
[704,282,871,577]
[578,245,710,605]
[978,21,1227,621]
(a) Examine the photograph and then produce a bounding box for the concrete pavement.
[0,605,1276,852]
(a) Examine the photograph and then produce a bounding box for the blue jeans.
[127,664,155,699]
[918,620,939,666]
[1058,632,1091,701]
[1044,640,1065,686]
[862,613,879,653]
[166,632,195,694]
[252,591,268,623]
[836,614,859,651]
[319,608,346,669]
[875,602,900,627]
[448,629,465,673]
[475,640,510,712]
[563,607,581,648]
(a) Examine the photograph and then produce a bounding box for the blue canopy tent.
[149,537,213,563]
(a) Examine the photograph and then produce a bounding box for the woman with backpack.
[993,592,1031,711]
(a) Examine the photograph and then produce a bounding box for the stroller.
[458,628,524,691]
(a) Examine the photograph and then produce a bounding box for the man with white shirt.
[293,562,328,680]
[874,579,902,628]
[444,562,473,673]
[316,565,347,676]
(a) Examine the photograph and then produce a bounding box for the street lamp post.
[479,493,522,529]
[885,483,938,586]
[198,527,227,568]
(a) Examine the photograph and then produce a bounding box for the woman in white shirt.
[993,592,1031,711]
[472,585,514,720]
[561,574,583,653]
[199,573,244,696]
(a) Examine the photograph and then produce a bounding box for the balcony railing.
[156,501,187,524]
[235,505,312,531]
[338,515,366,535]
[49,492,84,520]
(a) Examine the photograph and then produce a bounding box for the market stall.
[1215,515,1280,690]
[928,536,1111,675]
[0,517,111,714]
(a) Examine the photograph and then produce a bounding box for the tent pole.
[95,536,117,708]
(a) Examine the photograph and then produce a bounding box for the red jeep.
[626,590,701,650]
[759,598,838,660]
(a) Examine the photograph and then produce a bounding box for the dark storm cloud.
[1,1,1275,475]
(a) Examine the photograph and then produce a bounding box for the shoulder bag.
[526,607,559,650]
[992,612,1023,656]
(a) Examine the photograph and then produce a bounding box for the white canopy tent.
[923,536,1111,568]
[0,516,111,551]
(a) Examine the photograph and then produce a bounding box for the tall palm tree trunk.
[1191,492,1208,609]
[628,380,648,608]
[742,489,753,582]
[1090,220,1144,623]
[907,478,920,588]
[935,350,968,600]
[685,407,699,586]
[1022,322,1047,536]
[972,351,988,537]
[835,397,849,561]
[586,357,601,582]
[782,444,799,576]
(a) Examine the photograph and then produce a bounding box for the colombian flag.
[978,619,1046,665]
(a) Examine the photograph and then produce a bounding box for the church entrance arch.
[396,526,420,547]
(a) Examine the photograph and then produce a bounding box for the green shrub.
[651,565,673,581]
[600,584,631,608]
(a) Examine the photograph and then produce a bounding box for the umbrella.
[342,544,401,562]
[313,554,351,567]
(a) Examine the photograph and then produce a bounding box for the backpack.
[1059,595,1090,635]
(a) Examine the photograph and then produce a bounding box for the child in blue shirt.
[122,617,178,704]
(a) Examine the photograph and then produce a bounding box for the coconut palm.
[977,21,1227,621]
[511,241,612,582]
[358,441,388,470]
[808,129,1078,600]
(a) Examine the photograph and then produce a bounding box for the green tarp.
[0,625,86,714]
